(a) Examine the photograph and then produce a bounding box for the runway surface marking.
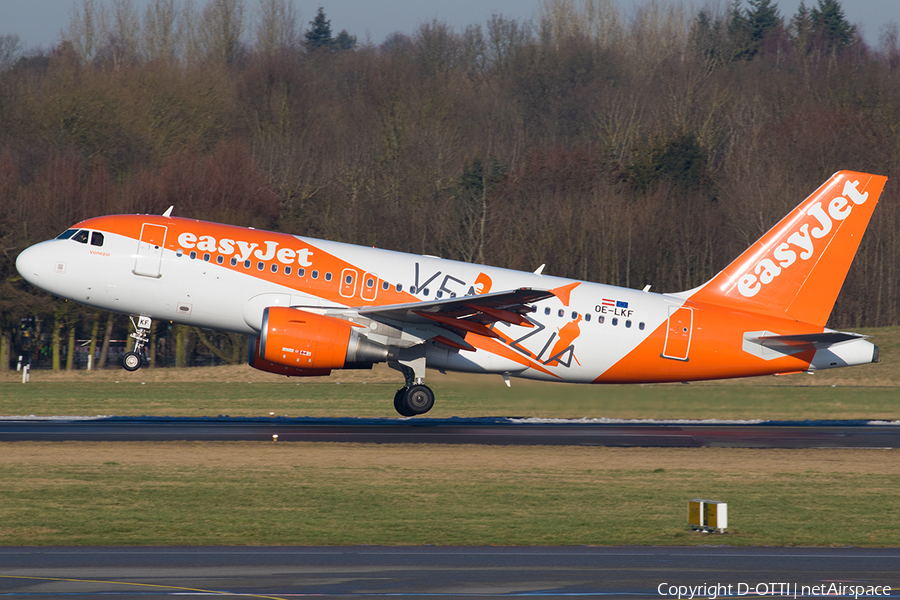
[0,575,287,599]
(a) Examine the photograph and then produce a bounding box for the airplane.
[15,170,887,416]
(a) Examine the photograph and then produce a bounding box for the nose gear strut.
[122,316,152,371]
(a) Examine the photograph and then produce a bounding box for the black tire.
[393,387,414,417]
[403,385,434,416]
[122,351,142,372]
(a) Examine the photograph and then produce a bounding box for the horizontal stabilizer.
[756,331,868,350]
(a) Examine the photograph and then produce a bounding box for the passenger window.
[396,283,403,292]
[626,320,632,328]
[544,307,551,315]
[203,253,210,262]
[176,249,184,257]
[612,318,618,326]
[368,278,376,288]
[423,288,429,296]
[56,229,77,240]
[216,255,224,264]
[382,281,389,290]
[243,260,251,268]
[558,309,564,317]
[639,322,645,330]
[571,311,578,319]
[270,264,278,273]
[298,268,305,277]
[585,314,591,322]
[90,232,104,246]
[312,270,319,279]
[598,315,605,324]
[325,272,332,282]
[190,251,197,259]
[230,257,237,266]
[72,230,89,244]
[285,266,292,275]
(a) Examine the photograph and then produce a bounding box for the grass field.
[1,442,898,547]
[0,327,898,547]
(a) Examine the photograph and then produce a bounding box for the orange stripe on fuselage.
[594,300,820,383]
[75,215,418,307]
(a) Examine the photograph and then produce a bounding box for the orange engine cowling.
[248,335,332,377]
[253,307,389,373]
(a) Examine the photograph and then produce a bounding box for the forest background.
[0,0,897,371]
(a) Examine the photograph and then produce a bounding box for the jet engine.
[251,307,389,374]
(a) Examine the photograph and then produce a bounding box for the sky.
[1,0,897,53]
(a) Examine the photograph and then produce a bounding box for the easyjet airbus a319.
[16,171,887,415]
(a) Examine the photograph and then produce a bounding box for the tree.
[810,0,856,49]
[255,0,299,54]
[727,0,781,60]
[689,10,726,70]
[334,29,357,51]
[142,0,179,62]
[746,0,781,44]
[452,157,506,264]
[304,6,332,51]
[788,0,813,52]
[198,0,246,64]
[0,34,22,71]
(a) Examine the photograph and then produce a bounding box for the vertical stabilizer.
[689,171,887,326]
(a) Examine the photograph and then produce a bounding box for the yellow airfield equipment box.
[688,499,728,532]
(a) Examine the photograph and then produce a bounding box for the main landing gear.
[393,385,435,417]
[122,316,152,371]
[389,354,434,417]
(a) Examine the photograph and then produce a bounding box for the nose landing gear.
[122,316,152,371]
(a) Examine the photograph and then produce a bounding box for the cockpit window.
[72,230,89,244]
[56,229,77,240]
[90,232,104,247]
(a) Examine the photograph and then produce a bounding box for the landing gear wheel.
[394,387,414,417]
[403,385,434,416]
[122,351,143,372]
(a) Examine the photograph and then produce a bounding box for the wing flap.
[357,287,554,343]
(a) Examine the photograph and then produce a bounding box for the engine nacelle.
[256,307,388,371]
[248,335,332,377]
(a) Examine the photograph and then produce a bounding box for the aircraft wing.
[357,287,554,341]
[756,331,869,350]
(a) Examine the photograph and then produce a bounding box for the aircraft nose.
[16,244,43,284]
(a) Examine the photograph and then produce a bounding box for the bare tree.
[254,0,299,55]
[198,0,246,64]
[62,0,109,63]
[142,0,180,62]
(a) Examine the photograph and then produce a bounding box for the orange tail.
[688,171,887,326]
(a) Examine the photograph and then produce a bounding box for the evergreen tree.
[334,29,357,50]
[304,6,332,50]
[746,0,781,44]
[689,10,727,70]
[788,0,813,51]
[727,0,781,60]
[810,0,856,49]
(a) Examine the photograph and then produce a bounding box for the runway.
[0,416,898,448]
[1,546,898,598]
